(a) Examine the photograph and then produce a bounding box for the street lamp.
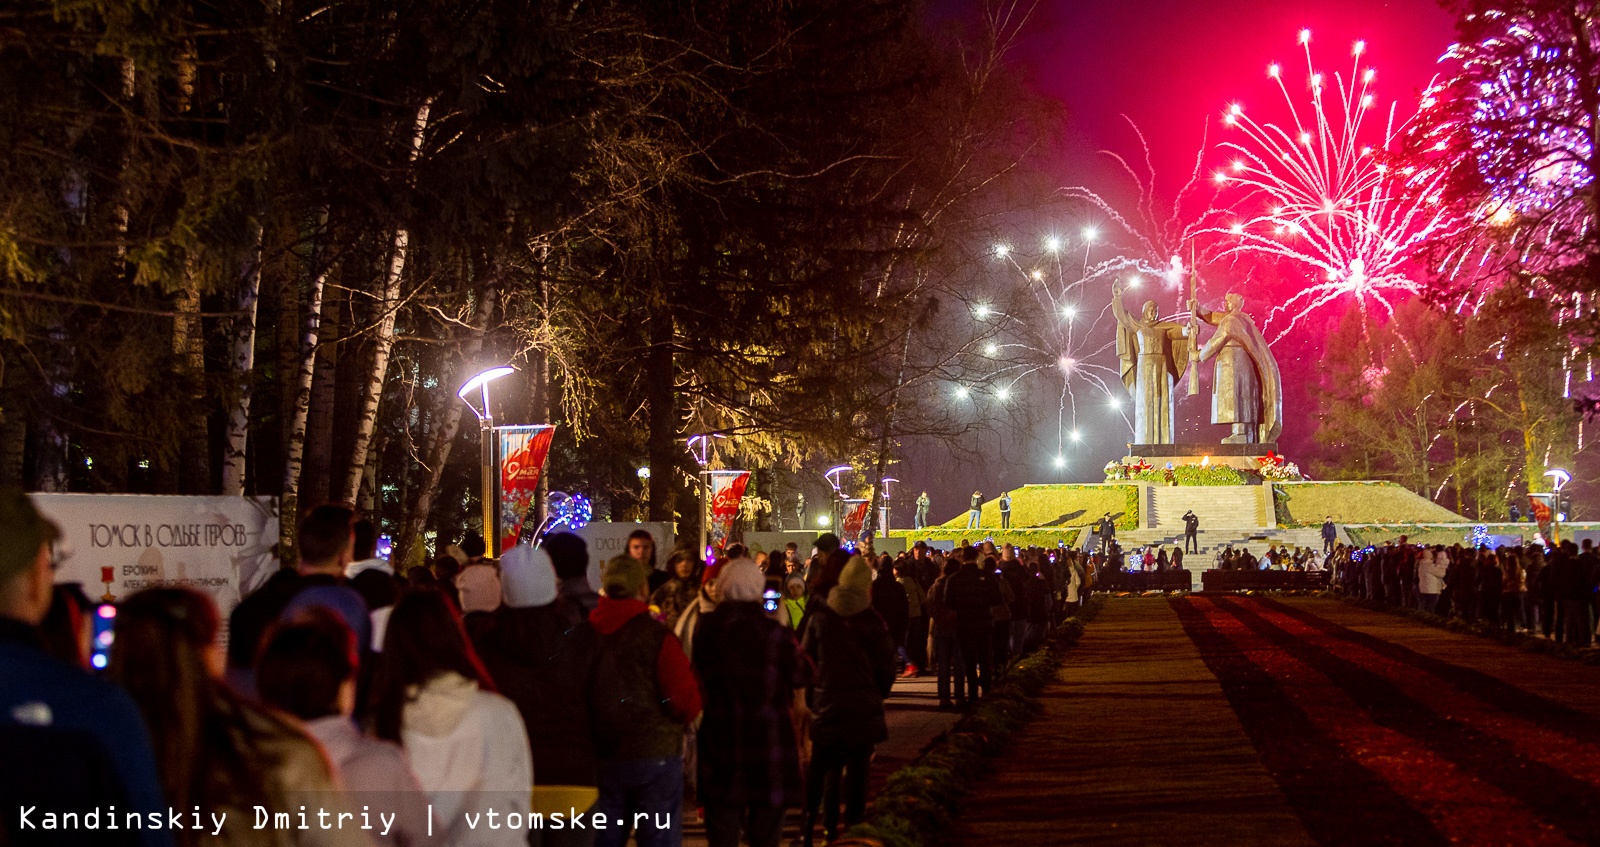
[458,366,516,557]
[880,477,898,535]
[1545,469,1572,521]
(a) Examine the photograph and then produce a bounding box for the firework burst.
[975,234,1135,458]
[1211,30,1463,341]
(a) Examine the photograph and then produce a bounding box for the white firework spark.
[976,235,1135,455]
[1211,29,1464,342]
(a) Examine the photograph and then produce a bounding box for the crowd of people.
[3,493,1092,847]
[1328,537,1600,645]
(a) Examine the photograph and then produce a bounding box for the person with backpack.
[589,556,702,847]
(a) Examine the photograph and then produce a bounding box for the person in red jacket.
[590,555,701,847]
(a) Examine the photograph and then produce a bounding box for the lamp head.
[458,366,515,401]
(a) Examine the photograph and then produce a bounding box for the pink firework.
[1211,29,1464,341]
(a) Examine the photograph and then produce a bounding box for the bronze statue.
[1189,293,1282,444]
[1111,281,1190,444]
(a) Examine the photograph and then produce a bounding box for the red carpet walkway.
[953,596,1600,847]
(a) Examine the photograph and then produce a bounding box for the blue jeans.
[966,509,980,528]
[595,756,683,847]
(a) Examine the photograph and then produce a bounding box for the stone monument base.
[1124,442,1278,471]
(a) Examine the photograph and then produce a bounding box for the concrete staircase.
[1148,485,1270,531]
[1101,526,1347,564]
[1080,485,1352,563]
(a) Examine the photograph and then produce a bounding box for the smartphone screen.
[762,588,780,613]
[90,604,116,670]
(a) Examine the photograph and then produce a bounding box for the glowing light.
[1108,395,1122,409]
[1127,276,1141,288]
[457,366,515,401]
[994,244,1010,257]
[1353,40,1365,55]
[817,515,831,527]
[974,304,992,319]
[1045,236,1062,252]
[1030,269,1044,280]
[1082,227,1098,242]
[955,385,970,399]
[984,343,999,356]
[1070,429,1082,442]
[1267,63,1281,78]
[1210,31,1462,340]
[995,386,1010,401]
[1053,455,1066,469]
[1061,305,1076,319]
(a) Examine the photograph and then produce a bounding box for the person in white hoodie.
[372,589,533,847]
[257,608,432,847]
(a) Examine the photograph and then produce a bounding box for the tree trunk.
[280,227,329,558]
[341,100,431,504]
[220,224,264,495]
[864,312,919,537]
[645,306,677,525]
[303,280,340,505]
[395,287,496,567]
[535,276,551,529]
[174,264,209,494]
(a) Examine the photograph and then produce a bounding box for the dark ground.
[954,596,1600,847]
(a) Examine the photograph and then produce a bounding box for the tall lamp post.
[689,434,726,558]
[824,465,851,535]
[880,477,898,536]
[458,366,515,557]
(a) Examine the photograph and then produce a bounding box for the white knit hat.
[500,544,558,608]
[717,557,766,602]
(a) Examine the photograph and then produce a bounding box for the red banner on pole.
[707,470,751,555]
[1528,493,1556,544]
[840,499,870,546]
[498,425,555,551]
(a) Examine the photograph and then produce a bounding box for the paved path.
[681,670,959,845]
[954,596,1600,847]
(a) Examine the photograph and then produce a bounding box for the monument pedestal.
[1124,442,1278,471]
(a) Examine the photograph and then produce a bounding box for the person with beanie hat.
[456,564,503,615]
[0,492,175,847]
[798,556,896,846]
[469,545,604,847]
[590,556,701,847]
[693,558,813,847]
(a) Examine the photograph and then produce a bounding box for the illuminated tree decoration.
[1407,2,1599,297]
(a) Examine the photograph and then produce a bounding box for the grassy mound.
[1273,481,1467,527]
[927,483,1139,531]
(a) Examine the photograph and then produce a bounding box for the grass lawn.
[1274,481,1467,526]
